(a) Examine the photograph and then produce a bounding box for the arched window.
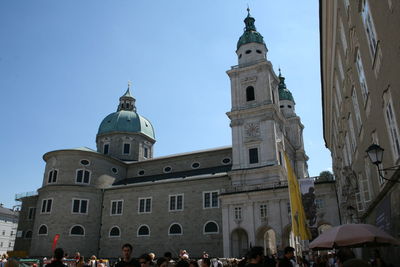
[137,225,150,237]
[70,225,85,236]
[25,230,33,239]
[38,225,48,235]
[204,221,219,234]
[168,223,182,235]
[246,86,255,101]
[109,226,120,237]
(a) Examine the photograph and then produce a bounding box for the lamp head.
[366,144,384,165]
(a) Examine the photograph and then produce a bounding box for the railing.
[15,191,38,201]
[230,59,267,70]
[221,180,289,194]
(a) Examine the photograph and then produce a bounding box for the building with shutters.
[320,0,400,264]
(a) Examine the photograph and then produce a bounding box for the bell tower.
[226,9,285,185]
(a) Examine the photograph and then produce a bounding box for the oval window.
[191,162,200,169]
[256,50,262,54]
[80,160,90,166]
[163,166,172,173]
[138,170,145,176]
[111,167,118,174]
[222,158,231,164]
[245,50,252,54]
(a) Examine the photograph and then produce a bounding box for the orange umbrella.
[309,224,400,249]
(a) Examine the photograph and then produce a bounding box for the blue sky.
[0,0,331,209]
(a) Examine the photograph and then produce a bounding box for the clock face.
[245,123,260,137]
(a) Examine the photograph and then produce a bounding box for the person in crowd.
[188,260,199,267]
[89,256,97,267]
[245,246,264,267]
[164,252,176,267]
[139,254,153,267]
[148,253,156,267]
[116,243,140,267]
[46,248,67,267]
[98,259,106,267]
[336,248,369,267]
[77,256,85,267]
[176,259,189,267]
[201,258,211,267]
[157,258,168,267]
[370,249,387,267]
[212,258,223,267]
[278,246,295,267]
[4,259,18,267]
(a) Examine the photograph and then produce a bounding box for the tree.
[317,171,334,182]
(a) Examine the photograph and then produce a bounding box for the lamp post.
[366,144,400,183]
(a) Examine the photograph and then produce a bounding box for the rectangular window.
[337,54,345,82]
[10,231,14,236]
[123,143,130,155]
[1,231,4,236]
[76,169,90,184]
[47,170,58,183]
[28,207,36,220]
[356,191,364,212]
[249,148,259,164]
[8,243,11,248]
[0,242,2,247]
[111,200,123,215]
[359,173,371,205]
[351,87,362,133]
[316,198,325,209]
[361,0,378,57]
[278,151,283,165]
[72,199,89,214]
[138,197,152,213]
[339,17,348,54]
[203,191,219,209]
[234,207,242,220]
[348,114,357,153]
[144,147,149,158]
[41,199,52,214]
[260,204,267,219]
[385,100,400,159]
[169,194,184,211]
[356,49,369,104]
[345,133,352,164]
[103,144,109,155]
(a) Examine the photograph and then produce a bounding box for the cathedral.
[14,10,339,258]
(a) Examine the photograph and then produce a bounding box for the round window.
[80,160,90,166]
[191,162,200,169]
[111,167,118,174]
[138,170,145,176]
[222,158,231,164]
[163,166,172,173]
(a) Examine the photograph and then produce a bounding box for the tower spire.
[118,81,136,112]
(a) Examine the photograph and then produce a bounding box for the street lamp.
[366,144,400,183]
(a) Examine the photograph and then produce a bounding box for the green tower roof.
[97,110,155,140]
[97,86,155,140]
[278,71,295,103]
[237,8,266,50]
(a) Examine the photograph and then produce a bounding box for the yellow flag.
[284,153,311,240]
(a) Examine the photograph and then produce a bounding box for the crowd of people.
[0,245,392,267]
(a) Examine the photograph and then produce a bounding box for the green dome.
[278,74,295,103]
[97,110,155,140]
[237,10,265,50]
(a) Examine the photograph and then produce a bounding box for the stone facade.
[0,206,18,255]
[320,0,400,264]
[15,10,340,259]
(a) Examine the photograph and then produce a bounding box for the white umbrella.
[309,224,400,249]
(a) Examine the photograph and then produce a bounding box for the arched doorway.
[256,227,277,256]
[231,228,248,258]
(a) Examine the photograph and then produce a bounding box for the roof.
[278,74,295,102]
[237,10,265,50]
[113,164,232,186]
[97,110,155,140]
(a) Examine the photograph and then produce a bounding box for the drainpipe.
[333,181,342,224]
[97,189,105,257]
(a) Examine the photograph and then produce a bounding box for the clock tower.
[226,9,285,185]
